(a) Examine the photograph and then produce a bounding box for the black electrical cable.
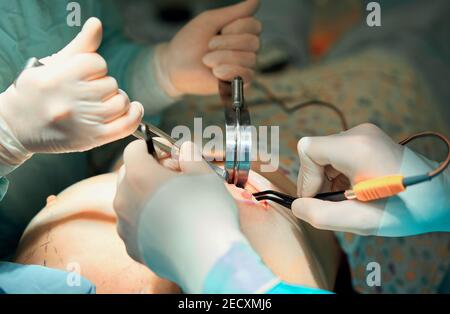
[399,132,450,187]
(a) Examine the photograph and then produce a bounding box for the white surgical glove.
[154,0,261,97]
[292,123,450,236]
[114,141,264,293]
[0,18,144,176]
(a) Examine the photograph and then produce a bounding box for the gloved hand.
[0,18,143,175]
[292,123,450,236]
[154,0,261,96]
[114,140,248,292]
[0,262,95,294]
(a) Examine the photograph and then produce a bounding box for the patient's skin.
[14,170,339,293]
[15,173,179,294]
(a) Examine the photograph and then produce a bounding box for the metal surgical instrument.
[133,122,229,181]
[220,77,252,188]
[253,190,347,210]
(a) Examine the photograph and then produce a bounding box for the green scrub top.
[0,0,142,95]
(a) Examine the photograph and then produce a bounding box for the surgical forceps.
[133,123,158,159]
[133,122,229,181]
[253,190,347,210]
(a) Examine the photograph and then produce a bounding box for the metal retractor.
[219,77,252,188]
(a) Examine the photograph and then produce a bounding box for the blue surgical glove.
[0,262,95,294]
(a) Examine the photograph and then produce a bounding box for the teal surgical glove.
[0,262,95,294]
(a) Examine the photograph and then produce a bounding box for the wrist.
[382,147,450,235]
[154,43,183,98]
[0,91,32,176]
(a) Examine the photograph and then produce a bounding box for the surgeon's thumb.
[58,17,103,57]
[291,198,336,231]
[124,140,158,167]
[202,0,260,31]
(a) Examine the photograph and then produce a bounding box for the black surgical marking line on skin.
[53,246,58,254]
[43,259,47,267]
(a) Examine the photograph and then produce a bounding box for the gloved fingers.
[178,141,213,175]
[203,51,256,69]
[69,53,108,81]
[154,140,181,172]
[297,137,328,197]
[212,64,254,85]
[122,139,177,189]
[80,76,119,101]
[78,90,129,123]
[56,17,103,59]
[123,140,160,176]
[221,17,262,35]
[96,101,143,144]
[198,0,260,33]
[99,90,131,123]
[208,34,260,52]
[159,154,181,172]
[291,198,382,235]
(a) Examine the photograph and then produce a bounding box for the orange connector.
[346,175,406,202]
